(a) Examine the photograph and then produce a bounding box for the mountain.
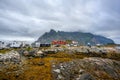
[36,29,114,45]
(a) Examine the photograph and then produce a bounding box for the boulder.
[23,51,29,56]
[36,50,44,58]
[79,73,96,80]
[0,50,21,63]
[52,57,120,80]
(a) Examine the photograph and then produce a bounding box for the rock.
[29,50,36,57]
[0,50,21,64]
[57,74,64,79]
[23,51,29,56]
[79,69,85,74]
[37,50,46,58]
[53,69,61,73]
[52,57,120,80]
[38,62,45,66]
[79,73,96,80]
[44,50,56,54]
[37,50,43,54]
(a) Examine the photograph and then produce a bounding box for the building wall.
[52,40,66,45]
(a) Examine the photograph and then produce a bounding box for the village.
[0,41,31,49]
[0,39,104,49]
[0,40,76,49]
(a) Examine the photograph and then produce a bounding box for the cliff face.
[36,29,114,45]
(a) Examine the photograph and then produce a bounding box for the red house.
[52,40,66,45]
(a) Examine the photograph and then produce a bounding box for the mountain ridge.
[36,29,114,45]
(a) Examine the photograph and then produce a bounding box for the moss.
[106,52,120,61]
[0,49,11,54]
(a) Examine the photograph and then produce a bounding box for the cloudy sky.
[0,0,120,43]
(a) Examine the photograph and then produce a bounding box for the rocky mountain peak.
[50,29,56,33]
[37,29,114,45]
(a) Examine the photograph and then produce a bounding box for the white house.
[0,41,31,49]
[0,41,7,49]
[34,42,40,47]
[9,41,22,48]
[72,41,79,47]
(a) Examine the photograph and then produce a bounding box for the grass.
[0,52,73,80]
[47,51,87,59]
[0,48,21,54]
[0,49,11,53]
[106,52,120,60]
[21,52,74,80]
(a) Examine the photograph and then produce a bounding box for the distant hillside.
[36,29,114,45]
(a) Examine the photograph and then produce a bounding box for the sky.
[0,0,120,43]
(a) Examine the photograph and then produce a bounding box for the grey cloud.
[0,0,120,43]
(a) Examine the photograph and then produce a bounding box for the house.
[10,41,22,48]
[0,41,31,49]
[40,44,51,47]
[0,41,9,49]
[9,41,29,48]
[34,42,41,47]
[87,43,91,47]
[66,40,79,47]
[0,41,5,49]
[71,41,79,46]
[32,42,51,47]
[52,40,67,45]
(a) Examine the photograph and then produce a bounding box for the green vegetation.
[0,49,10,53]
[0,48,19,53]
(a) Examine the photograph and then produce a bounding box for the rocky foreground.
[0,47,120,80]
[52,57,120,80]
